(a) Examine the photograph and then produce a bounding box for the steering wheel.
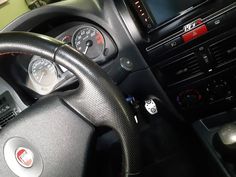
[0,32,141,177]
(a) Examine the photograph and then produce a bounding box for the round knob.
[177,89,202,108]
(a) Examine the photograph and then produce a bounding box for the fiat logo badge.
[15,147,34,168]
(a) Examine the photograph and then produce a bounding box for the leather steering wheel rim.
[0,32,141,177]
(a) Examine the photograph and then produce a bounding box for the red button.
[182,25,208,43]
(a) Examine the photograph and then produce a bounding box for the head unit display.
[144,0,207,25]
[129,0,210,31]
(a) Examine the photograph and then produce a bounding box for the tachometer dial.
[72,26,105,59]
[28,58,57,87]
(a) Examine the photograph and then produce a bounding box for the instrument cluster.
[16,24,117,96]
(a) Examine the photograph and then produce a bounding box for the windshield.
[0,0,29,29]
[0,0,62,30]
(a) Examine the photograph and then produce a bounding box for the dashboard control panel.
[115,0,236,120]
[154,26,236,119]
[149,5,236,120]
[173,74,236,120]
[147,2,236,57]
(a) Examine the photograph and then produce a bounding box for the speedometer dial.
[28,58,57,87]
[72,26,105,59]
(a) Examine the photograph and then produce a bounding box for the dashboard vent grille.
[160,53,203,85]
[210,36,236,67]
[0,110,17,128]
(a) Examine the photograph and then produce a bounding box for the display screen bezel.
[143,0,210,32]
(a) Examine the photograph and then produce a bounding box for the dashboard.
[13,23,117,95]
[1,1,236,176]
[1,0,236,123]
[118,0,236,120]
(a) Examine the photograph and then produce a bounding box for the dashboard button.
[182,25,208,43]
[206,15,225,30]
[165,37,183,50]
[120,57,134,71]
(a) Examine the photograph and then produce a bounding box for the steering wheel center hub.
[4,137,43,177]
[16,147,34,168]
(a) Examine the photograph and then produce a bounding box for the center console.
[115,0,236,176]
[118,1,236,176]
[155,22,236,120]
[120,0,236,121]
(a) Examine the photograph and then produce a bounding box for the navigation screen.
[143,0,207,25]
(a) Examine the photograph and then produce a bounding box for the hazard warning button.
[182,25,208,43]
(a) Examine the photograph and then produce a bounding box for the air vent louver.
[210,36,236,67]
[160,53,203,85]
[0,110,17,128]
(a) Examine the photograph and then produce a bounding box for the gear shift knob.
[213,123,236,163]
[218,123,236,146]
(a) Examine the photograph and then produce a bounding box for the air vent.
[210,36,236,68]
[0,110,17,128]
[160,53,203,85]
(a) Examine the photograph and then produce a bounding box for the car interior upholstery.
[0,0,236,177]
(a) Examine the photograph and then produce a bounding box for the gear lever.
[213,122,236,163]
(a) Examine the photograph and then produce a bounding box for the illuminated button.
[182,25,208,43]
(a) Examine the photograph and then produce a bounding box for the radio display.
[143,0,208,26]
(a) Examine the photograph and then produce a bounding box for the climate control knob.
[177,89,202,108]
